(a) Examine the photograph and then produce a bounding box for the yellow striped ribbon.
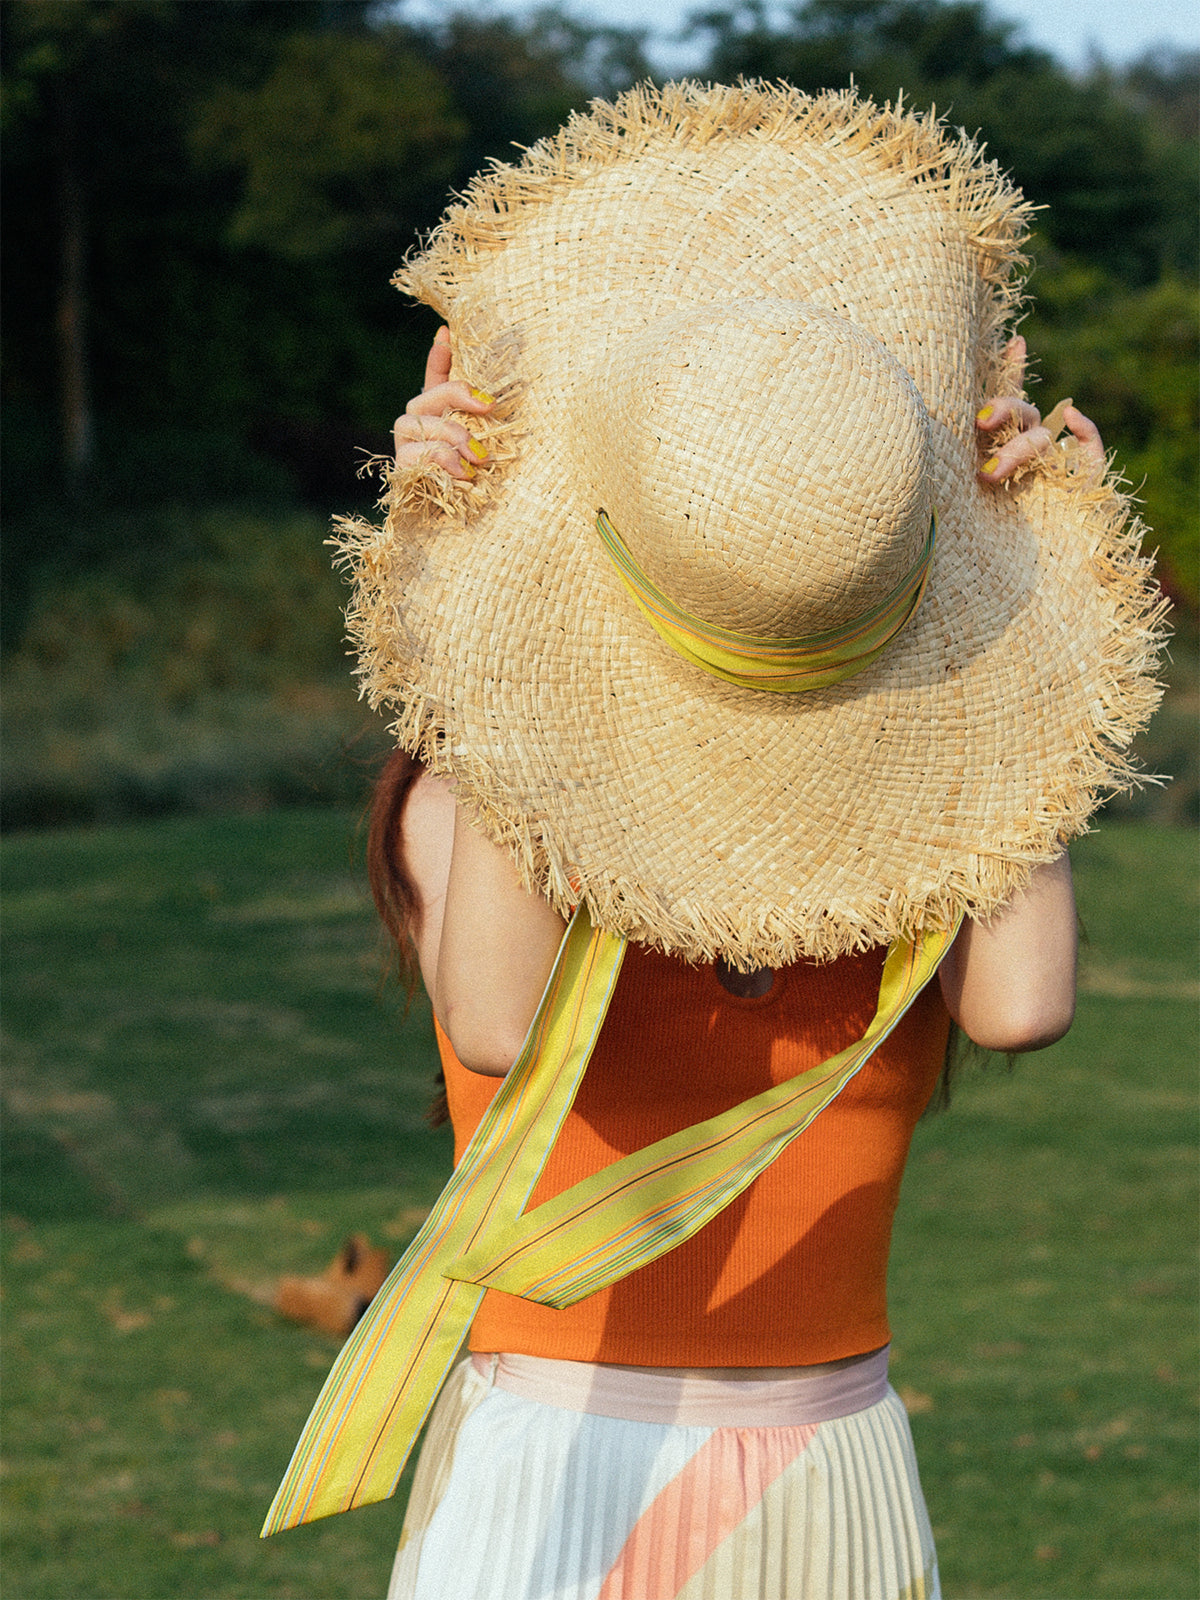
[446,918,958,1307]
[596,509,936,692]
[261,910,626,1533]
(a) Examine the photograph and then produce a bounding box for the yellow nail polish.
[981,455,999,475]
[976,405,995,424]
[461,462,476,479]
[467,438,488,460]
[469,387,495,404]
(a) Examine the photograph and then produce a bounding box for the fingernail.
[466,438,488,461]
[461,462,476,479]
[469,387,495,404]
[981,456,999,475]
[976,405,995,423]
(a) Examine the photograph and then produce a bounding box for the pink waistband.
[470,1347,890,1427]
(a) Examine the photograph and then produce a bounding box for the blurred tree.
[407,7,652,180]
[189,29,462,260]
[1024,259,1198,605]
[1114,46,1200,143]
[2,0,1193,646]
[0,1,648,536]
[1,0,155,497]
[2,0,389,514]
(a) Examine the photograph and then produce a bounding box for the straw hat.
[339,81,1165,969]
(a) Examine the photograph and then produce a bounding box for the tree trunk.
[56,77,93,494]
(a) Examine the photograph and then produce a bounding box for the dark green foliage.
[0,0,652,645]
[1,0,442,512]
[189,30,464,261]
[410,8,653,178]
[1023,263,1199,607]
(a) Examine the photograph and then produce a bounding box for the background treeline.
[2,0,1196,828]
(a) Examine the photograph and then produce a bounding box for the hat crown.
[583,301,933,636]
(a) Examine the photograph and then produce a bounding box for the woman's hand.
[975,336,1105,484]
[393,326,494,481]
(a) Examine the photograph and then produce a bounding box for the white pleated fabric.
[388,1358,939,1600]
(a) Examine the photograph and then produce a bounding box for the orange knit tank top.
[439,940,950,1368]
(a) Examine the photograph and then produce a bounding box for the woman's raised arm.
[937,854,1077,1052]
[942,339,1094,1051]
[432,803,567,1076]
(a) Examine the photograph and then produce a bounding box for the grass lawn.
[2,811,1196,1599]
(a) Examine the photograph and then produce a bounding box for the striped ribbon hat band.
[595,509,936,694]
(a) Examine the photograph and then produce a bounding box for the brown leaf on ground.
[274,1234,392,1338]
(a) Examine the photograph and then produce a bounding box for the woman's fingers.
[975,394,1044,482]
[423,326,452,391]
[976,400,1108,483]
[394,333,496,479]
[1063,404,1106,471]
[394,413,470,450]
[393,411,488,479]
[405,380,494,419]
[416,328,494,415]
[975,395,1041,436]
[977,424,1056,482]
[1002,333,1027,388]
[977,336,1107,484]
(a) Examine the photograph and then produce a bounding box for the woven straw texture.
[338,81,1166,969]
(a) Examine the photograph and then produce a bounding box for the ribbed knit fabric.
[387,1358,940,1600]
[442,943,949,1367]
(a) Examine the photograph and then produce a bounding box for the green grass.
[2,813,1196,1598]
[2,810,451,1598]
[891,827,1199,1597]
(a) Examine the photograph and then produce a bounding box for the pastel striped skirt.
[387,1351,939,1600]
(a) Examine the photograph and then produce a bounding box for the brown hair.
[367,750,450,1126]
[366,748,424,988]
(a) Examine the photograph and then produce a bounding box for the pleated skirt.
[387,1357,939,1600]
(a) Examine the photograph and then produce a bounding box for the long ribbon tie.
[264,908,958,1533]
[261,910,626,1534]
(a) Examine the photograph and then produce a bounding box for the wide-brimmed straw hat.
[339,80,1165,969]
